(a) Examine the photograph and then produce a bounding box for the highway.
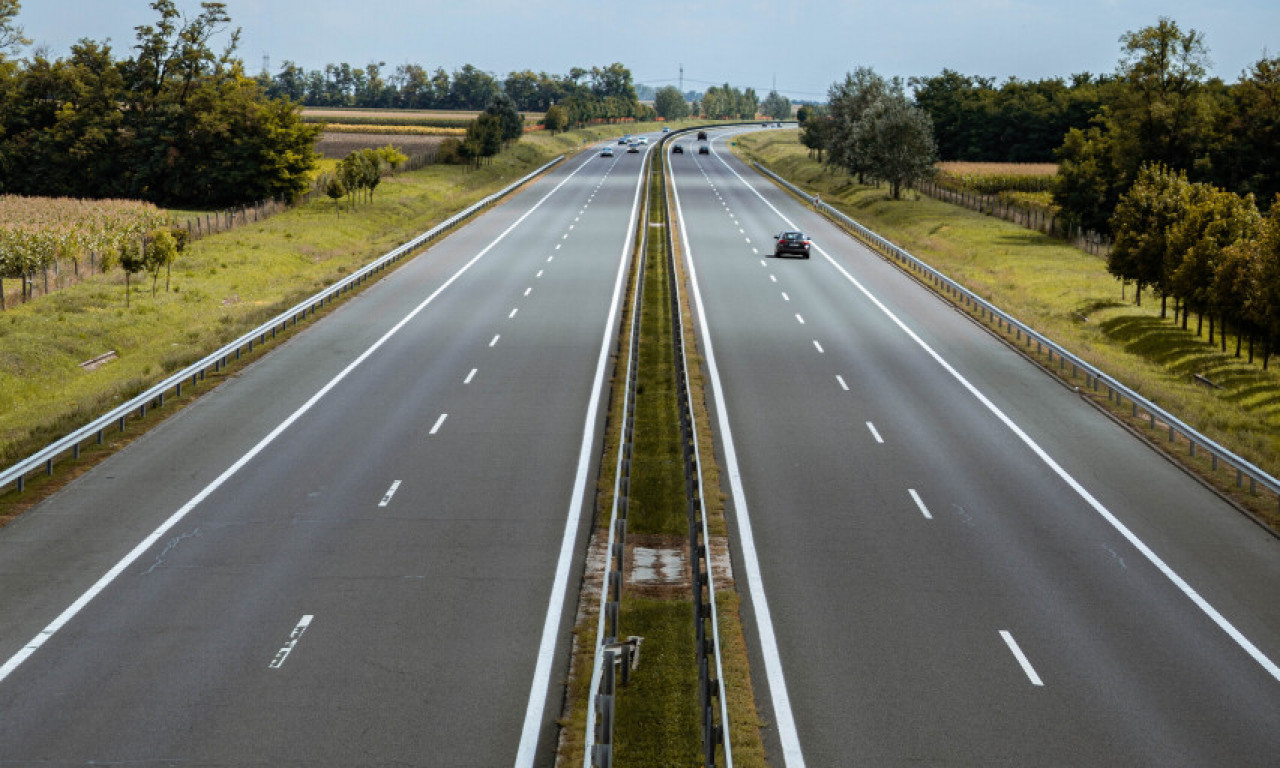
[670,127,1280,766]
[2,123,1278,767]
[0,138,653,765]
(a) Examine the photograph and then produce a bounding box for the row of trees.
[800,68,938,199]
[1054,19,1280,234]
[321,146,407,213]
[1108,164,1280,365]
[0,0,319,207]
[910,70,1108,163]
[258,59,652,118]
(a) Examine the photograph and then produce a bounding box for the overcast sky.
[14,0,1279,100]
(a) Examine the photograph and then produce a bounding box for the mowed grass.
[737,130,1280,503]
[0,122,680,472]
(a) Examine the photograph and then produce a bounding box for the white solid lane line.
[429,414,448,435]
[908,488,932,520]
[866,421,885,444]
[378,480,402,508]
[1000,630,1045,686]
[269,615,314,669]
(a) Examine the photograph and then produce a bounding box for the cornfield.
[0,195,169,278]
[935,162,1059,195]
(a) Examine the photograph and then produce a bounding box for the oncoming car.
[773,231,811,259]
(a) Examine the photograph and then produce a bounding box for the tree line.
[0,0,319,208]
[260,59,654,123]
[1108,164,1280,366]
[908,18,1279,236]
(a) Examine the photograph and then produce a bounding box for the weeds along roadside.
[734,131,1280,532]
[0,121,688,522]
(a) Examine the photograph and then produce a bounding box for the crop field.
[0,196,170,308]
[316,131,448,159]
[935,161,1059,194]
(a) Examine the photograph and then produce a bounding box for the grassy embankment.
[0,119,690,515]
[737,130,1280,527]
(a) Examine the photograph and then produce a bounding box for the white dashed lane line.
[1000,630,1045,686]
[795,314,805,325]
[813,340,824,354]
[489,334,501,348]
[464,368,477,384]
[429,414,448,435]
[866,421,884,444]
[836,375,849,391]
[908,489,932,520]
[268,615,314,669]
[509,308,519,319]
[378,480,402,508]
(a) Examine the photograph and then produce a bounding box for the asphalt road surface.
[0,138,656,766]
[670,127,1280,767]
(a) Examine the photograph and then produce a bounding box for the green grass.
[737,130,1280,522]
[614,597,701,767]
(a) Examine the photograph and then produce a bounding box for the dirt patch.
[316,131,446,159]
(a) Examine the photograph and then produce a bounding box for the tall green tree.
[0,0,28,55]
[1107,163,1194,310]
[762,90,791,120]
[1054,18,1217,234]
[653,85,688,120]
[1168,184,1260,337]
[485,91,524,145]
[851,91,938,199]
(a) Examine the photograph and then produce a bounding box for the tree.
[851,92,938,199]
[118,236,145,307]
[1214,56,1280,210]
[761,90,791,121]
[1052,18,1217,234]
[825,68,890,181]
[0,0,28,55]
[543,104,568,134]
[323,174,345,214]
[653,85,688,120]
[1107,163,1193,310]
[485,91,524,145]
[1168,184,1260,338]
[144,228,178,297]
[798,106,832,161]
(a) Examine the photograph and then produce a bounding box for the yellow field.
[937,162,1059,176]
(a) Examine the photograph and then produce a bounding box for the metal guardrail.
[753,161,1280,512]
[0,156,565,495]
